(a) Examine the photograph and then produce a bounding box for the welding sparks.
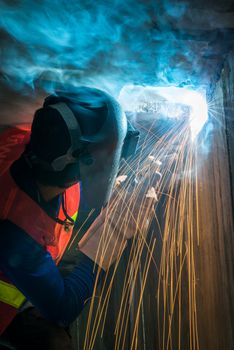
[79,109,201,350]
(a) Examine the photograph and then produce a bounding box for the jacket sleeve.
[0,220,104,326]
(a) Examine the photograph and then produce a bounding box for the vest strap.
[0,280,26,309]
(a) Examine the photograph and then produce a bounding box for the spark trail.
[78,115,200,350]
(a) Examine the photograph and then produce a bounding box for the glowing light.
[118,85,208,139]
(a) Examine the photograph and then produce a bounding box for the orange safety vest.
[0,125,80,334]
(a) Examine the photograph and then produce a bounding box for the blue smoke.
[0,0,200,96]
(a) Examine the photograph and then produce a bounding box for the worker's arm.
[79,171,161,270]
[0,220,104,326]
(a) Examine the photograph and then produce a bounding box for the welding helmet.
[25,86,128,208]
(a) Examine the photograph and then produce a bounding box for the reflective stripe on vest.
[0,280,26,309]
[72,211,78,222]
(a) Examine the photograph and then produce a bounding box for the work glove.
[78,168,161,271]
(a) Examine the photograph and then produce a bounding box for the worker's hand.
[78,169,161,270]
[78,203,127,271]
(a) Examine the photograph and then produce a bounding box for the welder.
[0,86,158,350]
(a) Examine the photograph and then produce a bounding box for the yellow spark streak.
[80,116,201,350]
